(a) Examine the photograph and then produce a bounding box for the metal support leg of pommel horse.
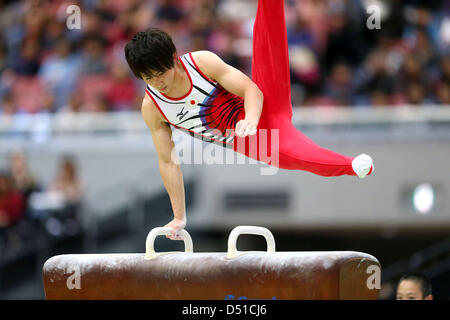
[42,226,381,300]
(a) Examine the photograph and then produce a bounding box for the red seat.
[12,76,49,113]
[76,74,112,104]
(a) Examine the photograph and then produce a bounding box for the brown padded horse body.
[42,250,380,300]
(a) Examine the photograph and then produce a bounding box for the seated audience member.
[0,172,24,227]
[50,155,84,212]
[396,272,433,300]
[9,150,42,217]
[28,155,84,237]
[10,39,40,76]
[106,60,136,111]
[0,92,17,115]
[0,172,25,249]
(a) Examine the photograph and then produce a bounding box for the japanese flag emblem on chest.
[185,92,201,109]
[175,92,202,123]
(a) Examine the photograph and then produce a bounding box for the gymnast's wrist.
[174,213,186,222]
[244,115,260,126]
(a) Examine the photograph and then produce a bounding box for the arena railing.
[0,106,450,137]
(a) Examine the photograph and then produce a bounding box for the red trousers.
[233,0,356,177]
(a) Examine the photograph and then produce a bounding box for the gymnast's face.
[396,280,432,300]
[142,54,178,93]
[142,67,175,93]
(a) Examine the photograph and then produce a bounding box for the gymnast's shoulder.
[189,50,230,81]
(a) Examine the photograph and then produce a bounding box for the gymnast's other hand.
[163,217,186,240]
[235,119,258,137]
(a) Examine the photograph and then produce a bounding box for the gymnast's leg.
[243,0,373,177]
[251,0,292,123]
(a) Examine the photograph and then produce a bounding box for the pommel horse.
[42,226,381,299]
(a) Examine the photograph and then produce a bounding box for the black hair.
[124,28,177,80]
[399,272,432,297]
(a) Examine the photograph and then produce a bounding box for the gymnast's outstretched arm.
[141,95,186,240]
[191,50,264,137]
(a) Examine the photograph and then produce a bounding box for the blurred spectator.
[354,50,396,106]
[322,0,367,71]
[287,11,314,48]
[41,18,67,53]
[190,1,215,37]
[10,39,41,75]
[156,0,183,24]
[403,5,448,54]
[0,171,24,253]
[0,92,17,115]
[80,9,103,35]
[396,272,433,300]
[435,81,450,105]
[290,0,329,54]
[38,37,82,110]
[397,53,423,93]
[0,41,8,75]
[0,171,25,228]
[106,60,137,111]
[78,93,110,112]
[91,0,116,23]
[0,68,15,99]
[50,155,83,209]
[9,150,42,217]
[408,28,437,72]
[22,0,50,41]
[289,45,321,90]
[79,34,108,75]
[289,45,320,105]
[439,56,450,84]
[323,62,354,106]
[60,92,83,113]
[437,15,450,53]
[401,80,432,105]
[29,155,83,237]
[370,90,393,107]
[125,1,155,36]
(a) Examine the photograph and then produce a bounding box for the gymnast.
[124,0,374,240]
